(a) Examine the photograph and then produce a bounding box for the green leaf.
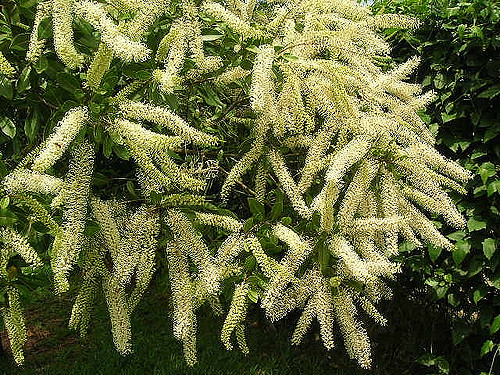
[25,108,40,143]
[433,73,445,89]
[482,238,496,260]
[201,34,223,41]
[37,17,52,39]
[487,180,500,196]
[478,84,500,99]
[113,144,130,160]
[126,181,138,198]
[33,55,49,74]
[399,241,415,253]
[481,340,495,357]
[247,288,259,303]
[452,325,471,345]
[478,162,496,184]
[441,112,458,123]
[493,274,500,290]
[317,237,330,273]
[269,191,283,221]
[84,220,101,236]
[0,215,17,225]
[56,72,80,94]
[0,196,10,209]
[103,137,112,158]
[0,76,13,100]
[447,231,466,241]
[17,65,31,94]
[243,217,255,232]
[467,217,487,232]
[244,255,256,271]
[10,33,29,52]
[471,152,487,160]
[473,287,487,304]
[428,244,442,262]
[490,315,500,335]
[453,240,470,266]
[416,353,436,366]
[483,127,499,143]
[0,117,16,138]
[246,46,260,54]
[447,293,459,307]
[247,198,264,220]
[436,357,450,374]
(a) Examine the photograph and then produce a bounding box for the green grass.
[0,280,452,375]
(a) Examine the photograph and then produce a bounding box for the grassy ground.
[0,279,453,375]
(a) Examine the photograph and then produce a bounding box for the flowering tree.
[0,0,471,369]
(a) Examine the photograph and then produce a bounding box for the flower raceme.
[0,0,472,370]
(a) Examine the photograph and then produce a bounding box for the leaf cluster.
[373,0,500,373]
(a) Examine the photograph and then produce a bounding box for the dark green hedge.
[372,0,500,374]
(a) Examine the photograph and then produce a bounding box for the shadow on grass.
[0,278,456,375]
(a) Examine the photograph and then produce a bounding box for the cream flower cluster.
[0,288,27,365]
[0,52,16,78]
[75,1,151,62]
[111,99,219,193]
[213,0,471,368]
[7,0,473,370]
[26,2,50,62]
[201,1,263,39]
[32,107,89,173]
[0,229,44,365]
[163,209,248,364]
[69,198,160,354]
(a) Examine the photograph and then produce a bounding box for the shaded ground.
[0,281,458,375]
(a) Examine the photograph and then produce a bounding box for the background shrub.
[373,0,500,373]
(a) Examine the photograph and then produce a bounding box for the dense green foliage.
[373,0,499,373]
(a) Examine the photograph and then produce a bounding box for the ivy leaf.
[490,315,500,335]
[482,238,496,260]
